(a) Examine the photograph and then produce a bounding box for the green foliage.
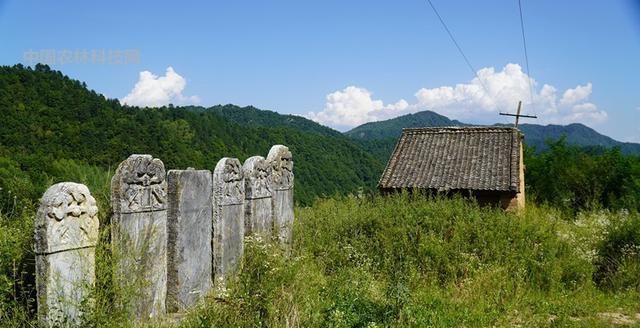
[178,195,639,327]
[209,104,343,138]
[1,192,639,326]
[0,208,35,325]
[0,64,384,207]
[0,157,37,214]
[344,110,640,155]
[47,159,113,213]
[594,211,640,291]
[526,138,640,212]
[517,123,640,154]
[1,63,640,326]
[181,237,326,327]
[344,110,463,140]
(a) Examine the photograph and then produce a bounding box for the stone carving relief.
[215,158,244,205]
[267,145,294,190]
[117,155,167,213]
[35,183,99,254]
[243,156,272,199]
[111,154,168,319]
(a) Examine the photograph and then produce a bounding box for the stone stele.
[212,157,245,284]
[166,169,212,312]
[35,182,99,327]
[267,145,294,245]
[243,156,273,238]
[111,154,167,319]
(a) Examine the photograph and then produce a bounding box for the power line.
[425,0,489,95]
[518,0,534,106]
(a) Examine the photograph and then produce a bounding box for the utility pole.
[499,101,537,128]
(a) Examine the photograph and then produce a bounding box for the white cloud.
[415,64,540,119]
[306,86,409,129]
[572,102,597,113]
[560,83,592,106]
[121,67,200,107]
[564,102,607,124]
[308,63,607,129]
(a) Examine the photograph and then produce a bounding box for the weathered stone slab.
[35,182,99,327]
[167,169,212,312]
[212,158,244,284]
[111,154,167,319]
[243,156,273,238]
[267,145,294,245]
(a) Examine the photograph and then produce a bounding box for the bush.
[526,139,640,212]
[181,236,326,327]
[0,156,37,216]
[2,192,639,326]
[594,211,640,291]
[0,209,35,326]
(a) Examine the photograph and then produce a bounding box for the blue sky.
[1,0,639,141]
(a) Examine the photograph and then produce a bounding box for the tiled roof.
[378,127,522,192]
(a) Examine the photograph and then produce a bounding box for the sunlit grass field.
[2,191,639,327]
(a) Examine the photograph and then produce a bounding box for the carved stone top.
[213,158,244,206]
[34,182,99,254]
[243,156,272,199]
[111,154,167,214]
[267,145,294,190]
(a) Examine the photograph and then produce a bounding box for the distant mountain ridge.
[515,123,640,154]
[191,104,640,162]
[345,111,465,140]
[197,105,342,138]
[2,64,636,207]
[345,110,640,155]
[0,64,383,205]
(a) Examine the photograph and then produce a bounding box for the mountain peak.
[345,110,464,140]
[345,110,640,154]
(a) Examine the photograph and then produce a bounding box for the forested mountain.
[201,105,342,137]
[345,110,465,140]
[0,64,383,206]
[343,110,640,163]
[1,63,638,210]
[517,123,640,154]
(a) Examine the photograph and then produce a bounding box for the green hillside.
[0,64,383,206]
[345,110,464,140]
[2,64,638,213]
[517,123,640,154]
[203,104,343,137]
[344,110,640,164]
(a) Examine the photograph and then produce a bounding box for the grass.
[1,193,639,327]
[180,194,640,327]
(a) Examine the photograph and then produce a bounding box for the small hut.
[378,127,525,211]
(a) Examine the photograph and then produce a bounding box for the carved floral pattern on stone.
[243,156,272,199]
[215,158,244,205]
[35,182,99,254]
[267,145,294,190]
[116,155,167,213]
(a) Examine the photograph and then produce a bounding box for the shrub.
[0,209,36,326]
[594,211,640,291]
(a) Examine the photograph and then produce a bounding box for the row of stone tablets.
[34,145,294,326]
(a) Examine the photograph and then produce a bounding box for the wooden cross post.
[499,101,537,128]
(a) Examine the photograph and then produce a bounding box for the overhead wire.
[425,0,490,95]
[518,0,535,107]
